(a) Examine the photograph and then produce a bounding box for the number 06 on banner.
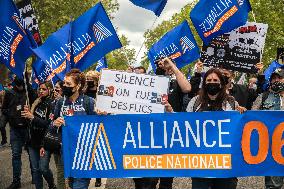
[242,121,284,165]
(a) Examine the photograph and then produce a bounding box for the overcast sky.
[112,0,194,66]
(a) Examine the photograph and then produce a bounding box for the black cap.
[270,68,284,81]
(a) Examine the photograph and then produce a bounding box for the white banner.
[95,70,170,114]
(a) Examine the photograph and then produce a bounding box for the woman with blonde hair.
[85,70,100,99]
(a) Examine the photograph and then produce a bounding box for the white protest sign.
[95,70,170,114]
[201,22,268,73]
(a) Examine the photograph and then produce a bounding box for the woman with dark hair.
[186,68,245,189]
[21,81,56,189]
[52,69,96,189]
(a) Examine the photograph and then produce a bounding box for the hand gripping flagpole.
[23,67,30,108]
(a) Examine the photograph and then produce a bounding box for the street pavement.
[0,127,264,189]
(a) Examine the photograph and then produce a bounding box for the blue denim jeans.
[28,146,55,189]
[54,153,65,189]
[10,128,28,183]
[71,178,90,189]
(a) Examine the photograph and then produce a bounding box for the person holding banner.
[21,81,56,189]
[189,61,265,110]
[52,69,96,189]
[186,68,245,189]
[85,71,100,100]
[155,57,191,189]
[84,71,101,187]
[252,68,284,189]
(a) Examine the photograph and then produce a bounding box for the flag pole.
[67,16,73,71]
[251,10,257,23]
[23,67,30,108]
[133,16,158,65]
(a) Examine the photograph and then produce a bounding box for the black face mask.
[87,81,95,88]
[14,77,24,87]
[223,76,230,85]
[62,86,75,97]
[271,81,284,93]
[205,83,222,96]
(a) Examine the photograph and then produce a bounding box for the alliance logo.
[180,36,196,54]
[72,123,116,171]
[93,21,113,43]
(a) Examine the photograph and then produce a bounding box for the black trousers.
[0,114,7,144]
[133,177,174,189]
[133,178,158,189]
[192,177,238,189]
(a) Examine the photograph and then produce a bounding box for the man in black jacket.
[2,76,36,189]
[220,62,265,110]
[154,57,192,189]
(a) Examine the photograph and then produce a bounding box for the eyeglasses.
[54,89,61,93]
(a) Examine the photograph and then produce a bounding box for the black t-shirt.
[168,78,184,112]
[85,90,97,99]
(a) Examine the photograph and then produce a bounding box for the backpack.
[6,90,28,128]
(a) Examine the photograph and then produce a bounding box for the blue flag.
[129,0,167,16]
[148,21,200,72]
[190,0,251,45]
[0,0,36,78]
[264,60,284,81]
[32,23,72,81]
[31,71,39,89]
[72,2,122,71]
[95,57,107,72]
[0,84,4,91]
[32,58,59,86]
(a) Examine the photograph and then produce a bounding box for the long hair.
[199,68,229,111]
[31,81,53,114]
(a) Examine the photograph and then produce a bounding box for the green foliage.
[143,0,284,72]
[32,0,119,40]
[85,34,136,72]
[249,0,284,65]
[107,35,136,70]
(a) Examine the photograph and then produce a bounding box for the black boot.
[95,178,102,187]
[6,182,21,189]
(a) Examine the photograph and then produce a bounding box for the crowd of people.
[0,57,283,189]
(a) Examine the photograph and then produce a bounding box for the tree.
[107,35,136,70]
[85,34,136,71]
[32,0,119,40]
[142,0,284,72]
[249,0,284,64]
